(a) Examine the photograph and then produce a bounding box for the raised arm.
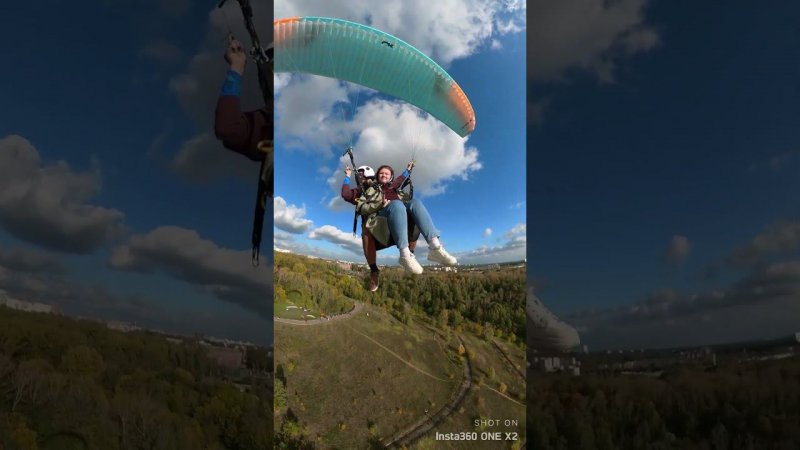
[341,166,361,205]
[213,36,273,161]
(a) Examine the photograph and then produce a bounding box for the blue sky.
[526,1,800,349]
[272,1,527,266]
[0,0,273,345]
[3,0,797,351]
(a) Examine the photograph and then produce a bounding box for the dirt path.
[479,384,525,406]
[382,335,473,449]
[274,300,363,325]
[491,338,526,381]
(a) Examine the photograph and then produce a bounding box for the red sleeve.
[214,96,273,162]
[341,183,361,205]
[391,173,407,189]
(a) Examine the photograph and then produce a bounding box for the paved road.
[274,300,363,325]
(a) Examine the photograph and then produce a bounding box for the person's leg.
[405,197,439,244]
[379,200,421,274]
[378,200,409,250]
[362,231,377,266]
[362,231,379,292]
[405,198,457,266]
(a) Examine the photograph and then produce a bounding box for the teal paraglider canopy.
[273,16,476,137]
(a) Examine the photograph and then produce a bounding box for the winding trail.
[382,335,473,449]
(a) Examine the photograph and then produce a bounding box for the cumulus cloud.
[290,97,482,201]
[308,225,363,255]
[527,0,659,83]
[567,260,800,349]
[172,132,260,182]
[504,223,526,239]
[108,226,271,319]
[0,135,125,254]
[664,234,691,264]
[275,0,525,66]
[274,75,350,151]
[447,223,528,264]
[458,235,526,265]
[0,261,271,345]
[727,221,800,267]
[274,197,313,233]
[140,40,183,65]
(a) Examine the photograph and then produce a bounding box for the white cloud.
[527,0,659,82]
[0,135,125,254]
[274,75,350,152]
[728,221,800,266]
[452,223,528,264]
[140,40,182,65]
[273,197,314,234]
[172,132,259,183]
[504,223,526,239]
[567,260,800,349]
[109,226,271,319]
[308,225,363,255]
[276,86,483,200]
[458,235,526,265]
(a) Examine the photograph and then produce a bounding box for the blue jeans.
[377,198,439,249]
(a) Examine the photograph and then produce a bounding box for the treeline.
[0,307,271,450]
[274,252,526,343]
[374,268,526,343]
[527,359,800,449]
[274,253,358,315]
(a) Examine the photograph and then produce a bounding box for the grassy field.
[275,302,527,449]
[275,304,463,448]
[410,332,526,450]
[275,290,322,320]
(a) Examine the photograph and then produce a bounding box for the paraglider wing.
[273,16,476,137]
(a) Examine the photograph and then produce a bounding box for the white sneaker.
[428,245,457,266]
[399,253,423,274]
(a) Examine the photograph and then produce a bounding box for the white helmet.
[356,165,375,178]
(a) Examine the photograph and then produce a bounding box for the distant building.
[0,293,60,315]
[107,321,141,333]
[530,356,580,374]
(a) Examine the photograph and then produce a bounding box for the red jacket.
[341,172,408,205]
[214,96,273,161]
